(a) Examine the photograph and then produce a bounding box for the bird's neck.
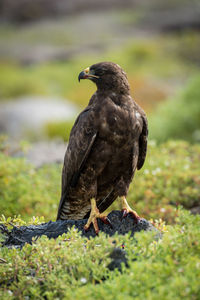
[97,86,131,97]
[89,90,131,107]
[96,76,130,95]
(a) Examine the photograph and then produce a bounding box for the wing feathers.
[137,115,148,170]
[70,132,97,187]
[57,108,97,220]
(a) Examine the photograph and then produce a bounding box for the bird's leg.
[121,196,140,223]
[84,198,112,235]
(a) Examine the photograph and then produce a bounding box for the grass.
[0,210,199,299]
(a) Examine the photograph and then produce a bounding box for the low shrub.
[0,151,61,221]
[0,64,46,99]
[0,210,199,299]
[0,138,199,223]
[149,74,200,143]
[45,120,74,141]
[112,140,200,223]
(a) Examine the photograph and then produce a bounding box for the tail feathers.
[56,192,67,220]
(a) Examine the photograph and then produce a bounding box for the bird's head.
[78,62,130,94]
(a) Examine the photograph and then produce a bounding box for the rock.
[190,206,200,215]
[107,248,129,272]
[0,96,78,140]
[1,138,66,167]
[2,211,158,248]
[0,0,136,23]
[26,140,66,167]
[141,8,200,32]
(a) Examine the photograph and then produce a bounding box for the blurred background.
[0,0,200,144]
[0,0,200,222]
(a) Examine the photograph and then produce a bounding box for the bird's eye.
[89,69,96,75]
[92,69,103,77]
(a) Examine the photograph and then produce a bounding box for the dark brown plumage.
[57,62,148,232]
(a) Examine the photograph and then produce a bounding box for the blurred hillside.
[0,0,199,142]
[0,0,200,64]
[1,0,200,29]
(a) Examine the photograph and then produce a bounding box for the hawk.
[57,62,148,234]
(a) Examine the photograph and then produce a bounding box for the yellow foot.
[121,196,140,223]
[84,198,112,235]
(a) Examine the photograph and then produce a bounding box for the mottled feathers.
[57,62,148,220]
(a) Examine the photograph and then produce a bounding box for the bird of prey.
[57,62,148,234]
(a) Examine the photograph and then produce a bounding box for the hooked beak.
[78,67,99,82]
[78,71,87,82]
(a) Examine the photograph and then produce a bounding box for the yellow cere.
[84,67,90,74]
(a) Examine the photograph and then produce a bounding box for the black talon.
[121,209,128,220]
[101,216,113,229]
[105,217,113,229]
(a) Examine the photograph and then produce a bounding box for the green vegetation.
[0,210,199,299]
[45,120,74,142]
[0,138,199,223]
[0,32,199,110]
[111,140,200,223]
[0,22,73,47]
[0,63,46,100]
[0,146,61,221]
[149,74,200,143]
[0,61,91,106]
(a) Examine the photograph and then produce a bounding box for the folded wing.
[57,108,97,220]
